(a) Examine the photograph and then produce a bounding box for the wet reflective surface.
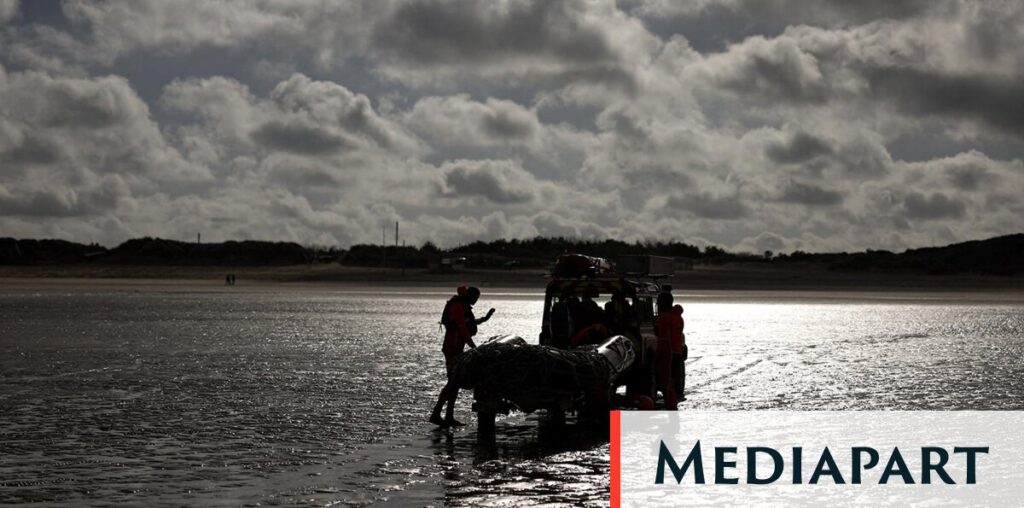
[2,288,1023,505]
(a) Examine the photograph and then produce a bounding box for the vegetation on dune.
[0,234,1021,276]
[1,237,310,266]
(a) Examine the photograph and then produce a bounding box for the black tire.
[547,407,566,426]
[477,411,496,433]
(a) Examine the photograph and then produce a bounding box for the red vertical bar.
[610,410,621,508]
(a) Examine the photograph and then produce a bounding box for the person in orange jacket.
[570,322,609,347]
[672,304,687,400]
[429,285,494,427]
[654,292,679,410]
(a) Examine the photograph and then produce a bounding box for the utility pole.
[197,233,201,244]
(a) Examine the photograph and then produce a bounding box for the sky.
[1,0,1022,253]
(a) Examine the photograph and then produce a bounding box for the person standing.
[654,292,679,410]
[429,285,494,427]
[672,304,686,401]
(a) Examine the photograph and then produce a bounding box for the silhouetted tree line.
[2,234,1021,275]
[0,238,105,264]
[810,234,1024,276]
[0,237,310,266]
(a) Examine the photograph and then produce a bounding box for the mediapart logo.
[655,441,988,485]
[612,411,1024,507]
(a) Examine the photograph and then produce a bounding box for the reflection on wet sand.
[427,413,610,507]
[1,288,1022,505]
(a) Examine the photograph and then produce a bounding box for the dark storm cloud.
[263,156,350,188]
[778,180,844,206]
[0,188,81,217]
[867,67,1024,135]
[628,0,940,52]
[1,134,62,165]
[375,1,615,65]
[0,183,122,218]
[270,167,345,187]
[708,36,828,104]
[765,131,833,164]
[372,0,638,92]
[624,165,693,187]
[902,191,966,220]
[945,165,991,191]
[40,76,140,128]
[668,191,749,219]
[251,120,353,156]
[481,106,537,140]
[597,108,650,142]
[738,0,938,26]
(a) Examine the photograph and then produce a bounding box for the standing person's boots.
[444,403,465,427]
[429,388,448,426]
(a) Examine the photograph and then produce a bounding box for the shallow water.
[1,288,1022,506]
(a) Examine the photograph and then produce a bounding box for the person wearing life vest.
[672,304,687,401]
[429,285,494,427]
[654,292,679,410]
[605,290,640,345]
[570,322,609,347]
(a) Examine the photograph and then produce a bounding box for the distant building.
[429,256,467,273]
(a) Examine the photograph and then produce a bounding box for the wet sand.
[2,282,1023,505]
[2,260,1023,295]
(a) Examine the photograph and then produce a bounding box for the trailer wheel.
[477,411,496,433]
[547,407,566,426]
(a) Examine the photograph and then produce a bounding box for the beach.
[2,260,1023,292]
[2,277,1023,505]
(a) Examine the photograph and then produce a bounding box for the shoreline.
[2,263,1022,303]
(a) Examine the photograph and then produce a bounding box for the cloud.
[251,119,353,155]
[902,191,966,220]
[438,160,538,204]
[161,73,422,159]
[405,95,539,148]
[374,1,616,66]
[2,1,1024,252]
[867,67,1024,135]
[765,131,833,164]
[0,66,207,189]
[699,35,829,103]
[777,180,844,206]
[0,0,17,24]
[668,191,750,219]
[370,0,655,90]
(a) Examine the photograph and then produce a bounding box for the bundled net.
[450,337,616,413]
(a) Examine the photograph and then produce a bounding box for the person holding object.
[429,285,494,427]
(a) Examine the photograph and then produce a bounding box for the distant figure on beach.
[430,285,495,427]
[225,274,236,285]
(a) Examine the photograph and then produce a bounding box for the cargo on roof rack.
[615,255,675,277]
[551,253,615,279]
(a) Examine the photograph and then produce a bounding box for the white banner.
[614,411,1024,507]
